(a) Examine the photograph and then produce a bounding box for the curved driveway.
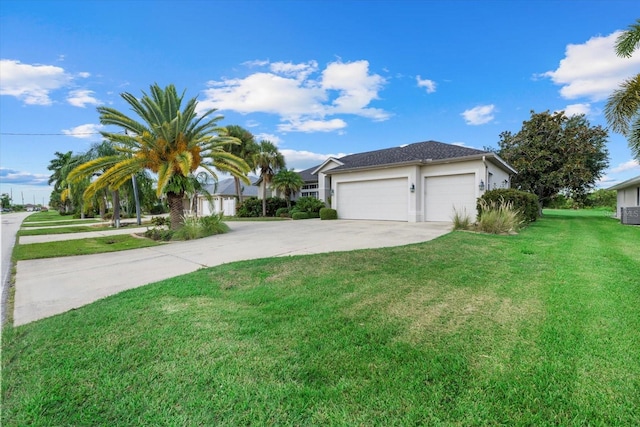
[14,219,451,326]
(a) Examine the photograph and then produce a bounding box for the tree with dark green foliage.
[271,169,304,209]
[498,111,609,213]
[225,125,259,200]
[253,140,285,216]
[1,193,11,210]
[605,19,640,160]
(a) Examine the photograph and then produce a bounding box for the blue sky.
[1,0,639,206]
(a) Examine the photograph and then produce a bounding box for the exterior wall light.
[479,180,485,191]
[410,183,415,193]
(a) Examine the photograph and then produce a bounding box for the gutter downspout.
[482,155,488,192]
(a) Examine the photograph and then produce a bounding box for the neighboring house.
[260,140,516,222]
[194,177,259,216]
[607,175,640,219]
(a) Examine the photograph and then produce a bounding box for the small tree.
[271,169,304,209]
[498,111,609,214]
[0,193,11,210]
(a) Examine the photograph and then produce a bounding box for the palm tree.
[68,83,250,230]
[271,169,304,209]
[225,125,258,200]
[253,140,285,216]
[605,19,640,160]
[47,151,88,215]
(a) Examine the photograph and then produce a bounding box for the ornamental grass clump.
[477,198,523,234]
[169,213,229,240]
[451,206,471,230]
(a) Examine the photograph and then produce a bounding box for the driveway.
[14,219,451,326]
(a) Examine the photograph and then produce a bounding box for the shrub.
[199,213,229,235]
[451,206,471,230]
[292,212,310,220]
[294,197,326,214]
[275,207,290,218]
[478,189,538,223]
[477,199,523,234]
[320,208,338,220]
[143,228,174,241]
[236,197,289,217]
[151,216,169,227]
[149,203,167,215]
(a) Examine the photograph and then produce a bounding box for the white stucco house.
[262,140,516,222]
[194,177,259,216]
[607,175,640,220]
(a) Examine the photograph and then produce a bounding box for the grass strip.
[13,234,162,260]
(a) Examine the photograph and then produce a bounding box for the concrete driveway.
[14,219,451,325]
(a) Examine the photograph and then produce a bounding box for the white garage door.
[425,174,476,221]
[337,178,408,221]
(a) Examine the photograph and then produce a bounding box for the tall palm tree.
[69,83,250,230]
[271,168,304,209]
[47,151,88,214]
[225,125,258,200]
[605,19,640,160]
[253,140,285,216]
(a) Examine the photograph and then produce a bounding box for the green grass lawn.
[13,235,163,260]
[2,211,639,426]
[18,225,117,236]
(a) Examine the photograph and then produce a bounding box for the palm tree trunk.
[168,191,185,230]
[262,180,267,217]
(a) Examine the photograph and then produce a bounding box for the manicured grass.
[2,212,639,425]
[13,235,163,260]
[21,219,105,227]
[18,225,116,236]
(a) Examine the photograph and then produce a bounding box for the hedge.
[292,212,310,220]
[477,189,539,223]
[319,208,338,220]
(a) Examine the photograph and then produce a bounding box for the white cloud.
[461,104,496,125]
[278,118,347,133]
[280,149,350,171]
[416,75,436,93]
[543,31,640,102]
[562,103,592,117]
[0,59,72,105]
[0,167,50,185]
[77,72,91,78]
[610,159,640,173]
[253,133,282,145]
[61,123,104,140]
[199,59,388,133]
[67,89,101,107]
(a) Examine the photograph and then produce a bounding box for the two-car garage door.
[425,174,476,221]
[337,178,408,221]
[335,174,476,222]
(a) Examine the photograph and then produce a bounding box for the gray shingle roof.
[332,140,487,171]
[297,165,318,183]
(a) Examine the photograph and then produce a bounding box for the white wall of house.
[615,186,640,216]
[198,196,237,216]
[325,158,512,222]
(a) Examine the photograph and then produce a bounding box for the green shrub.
[275,207,290,218]
[143,228,174,241]
[451,206,471,230]
[151,216,169,227]
[199,213,229,235]
[236,197,289,217]
[319,208,338,220]
[477,199,523,234]
[478,189,538,223]
[149,203,167,215]
[294,197,326,214]
[292,212,310,220]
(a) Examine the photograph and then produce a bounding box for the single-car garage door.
[337,178,408,221]
[425,174,476,221]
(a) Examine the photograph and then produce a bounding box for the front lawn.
[2,211,639,425]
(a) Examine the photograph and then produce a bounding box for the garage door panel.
[337,178,408,221]
[425,174,476,221]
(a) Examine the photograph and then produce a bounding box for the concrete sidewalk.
[14,219,452,325]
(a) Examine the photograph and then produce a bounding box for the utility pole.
[125,129,142,225]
